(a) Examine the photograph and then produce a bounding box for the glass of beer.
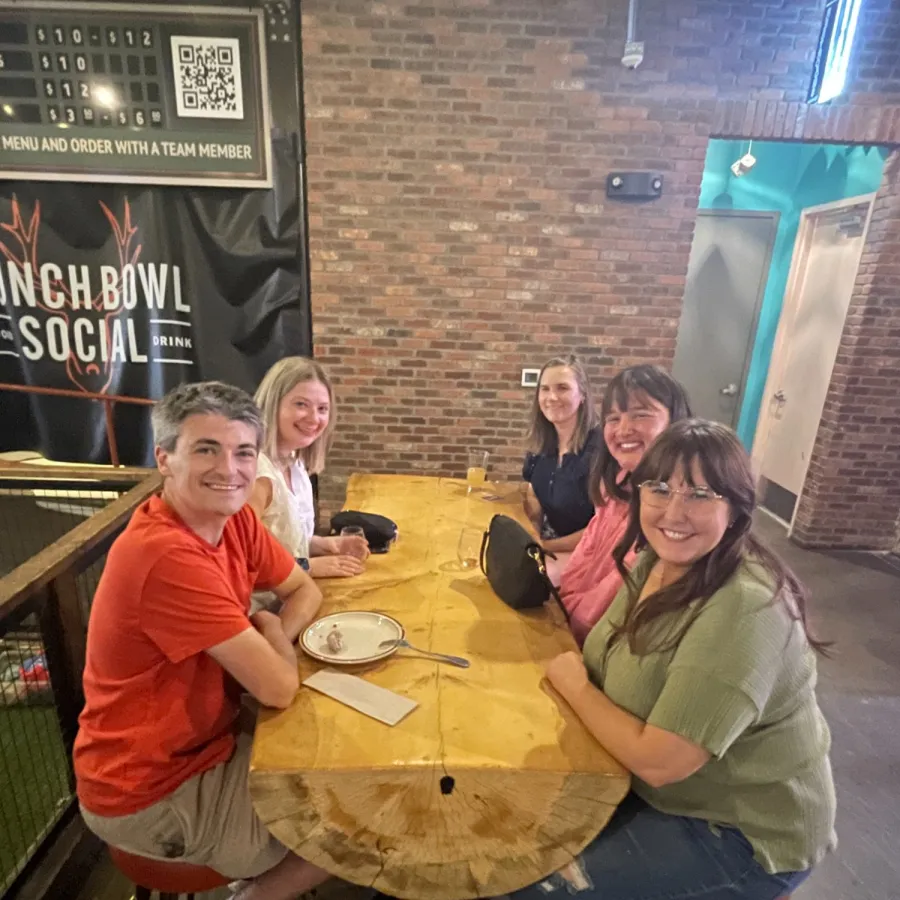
[467,450,489,494]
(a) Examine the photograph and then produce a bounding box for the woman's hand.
[545,651,590,699]
[335,534,370,559]
[316,535,342,556]
[544,650,711,788]
[308,555,366,578]
[315,534,370,559]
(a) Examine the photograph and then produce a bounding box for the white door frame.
[751,192,877,535]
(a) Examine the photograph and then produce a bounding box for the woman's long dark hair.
[609,419,830,657]
[590,365,692,506]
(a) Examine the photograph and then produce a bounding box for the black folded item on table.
[330,511,398,553]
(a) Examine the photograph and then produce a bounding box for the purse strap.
[526,545,569,622]
[479,528,490,575]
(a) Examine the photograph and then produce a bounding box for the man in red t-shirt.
[74,381,330,900]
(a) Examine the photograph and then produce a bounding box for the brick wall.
[301,0,900,548]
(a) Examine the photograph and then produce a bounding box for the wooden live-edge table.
[249,475,629,900]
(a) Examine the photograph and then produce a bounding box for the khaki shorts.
[80,733,288,879]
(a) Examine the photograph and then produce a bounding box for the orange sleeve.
[241,505,296,591]
[140,547,251,663]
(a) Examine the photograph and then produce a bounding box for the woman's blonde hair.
[527,355,597,455]
[254,357,336,475]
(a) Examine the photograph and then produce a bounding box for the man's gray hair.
[151,381,264,452]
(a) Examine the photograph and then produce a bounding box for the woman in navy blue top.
[523,355,601,554]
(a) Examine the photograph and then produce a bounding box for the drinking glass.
[457,527,483,571]
[466,450,489,494]
[340,525,368,559]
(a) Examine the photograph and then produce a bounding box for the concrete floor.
[753,515,900,900]
[74,516,900,900]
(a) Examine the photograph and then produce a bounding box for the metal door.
[673,210,778,429]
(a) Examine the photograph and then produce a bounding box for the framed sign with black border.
[0,1,273,188]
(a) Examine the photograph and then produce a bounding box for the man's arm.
[271,563,323,642]
[207,613,299,709]
[243,504,321,641]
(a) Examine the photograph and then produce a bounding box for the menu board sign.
[0,2,272,187]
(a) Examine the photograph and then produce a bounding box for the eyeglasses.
[638,480,725,510]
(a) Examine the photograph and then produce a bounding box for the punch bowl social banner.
[0,179,311,465]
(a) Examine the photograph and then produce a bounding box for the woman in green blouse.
[514,419,835,900]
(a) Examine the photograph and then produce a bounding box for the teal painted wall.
[697,140,887,449]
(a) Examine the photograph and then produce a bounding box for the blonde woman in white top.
[249,357,368,578]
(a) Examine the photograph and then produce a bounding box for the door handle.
[720,383,738,396]
[773,390,786,403]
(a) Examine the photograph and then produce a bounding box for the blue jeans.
[510,795,811,900]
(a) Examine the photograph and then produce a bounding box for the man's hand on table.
[250,610,295,657]
[272,564,323,642]
[208,614,299,709]
[250,609,283,635]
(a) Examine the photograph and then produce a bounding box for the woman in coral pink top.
[560,365,692,644]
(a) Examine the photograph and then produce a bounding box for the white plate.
[301,611,405,665]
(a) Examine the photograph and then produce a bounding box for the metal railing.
[0,384,155,467]
[0,467,160,897]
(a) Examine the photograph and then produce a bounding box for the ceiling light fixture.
[730,141,757,178]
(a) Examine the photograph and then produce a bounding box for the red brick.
[302,0,900,541]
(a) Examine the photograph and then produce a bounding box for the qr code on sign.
[171,36,245,120]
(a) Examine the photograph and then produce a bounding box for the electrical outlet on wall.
[521,368,540,388]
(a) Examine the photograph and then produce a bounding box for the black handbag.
[479,514,566,616]
[330,510,398,553]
